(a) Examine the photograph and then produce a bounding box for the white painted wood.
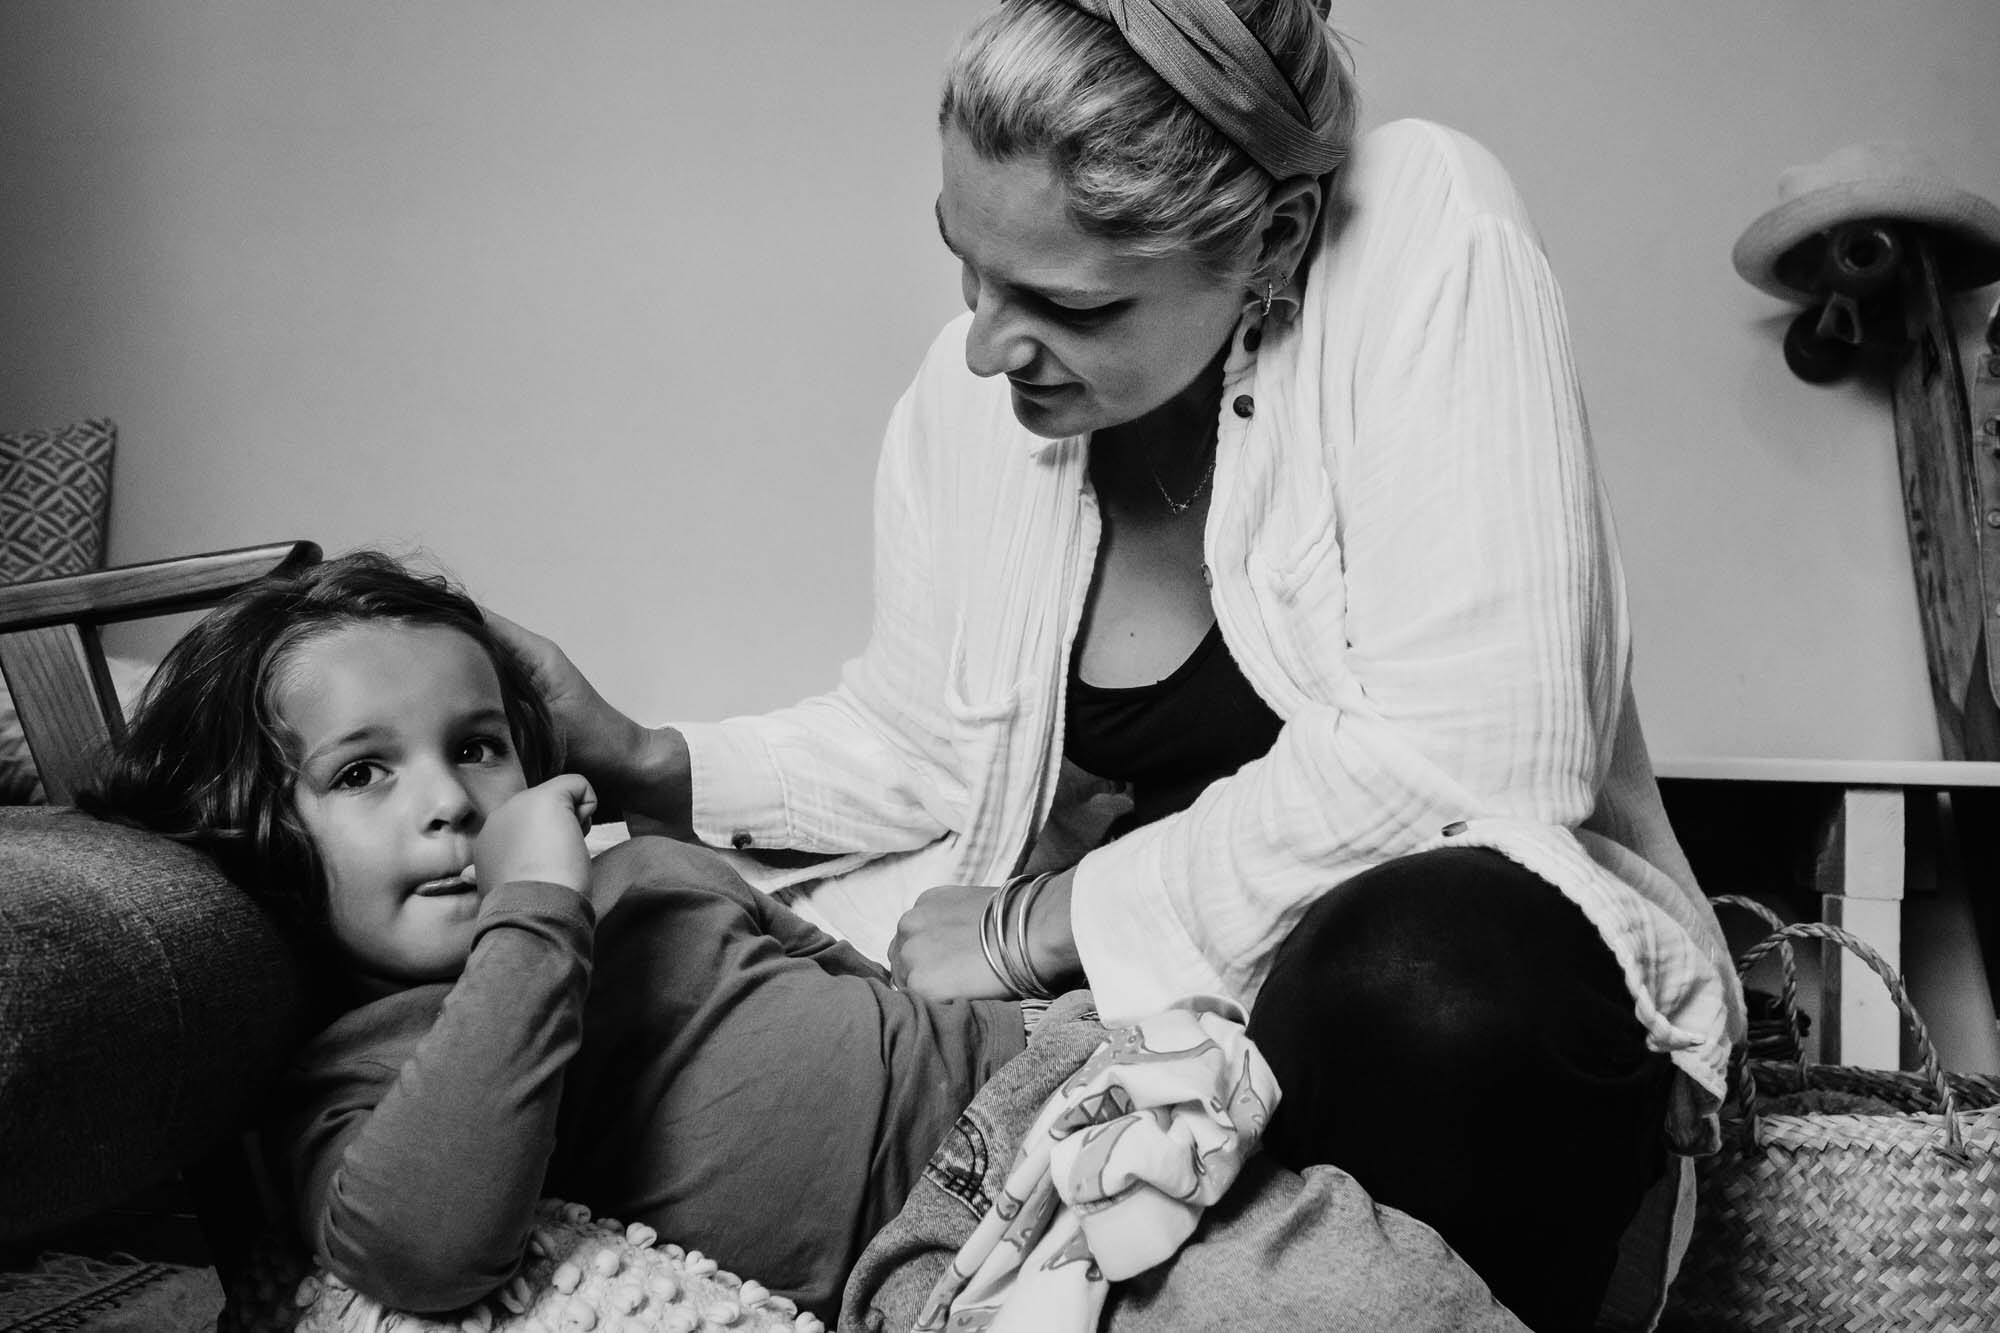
[1655,756,2000,788]
[1657,759,1977,1069]
[1815,788,1906,902]
[1820,896,1904,1070]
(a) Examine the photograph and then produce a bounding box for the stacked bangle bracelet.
[979,870,1060,1000]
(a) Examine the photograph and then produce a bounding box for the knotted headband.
[1049,0,1345,180]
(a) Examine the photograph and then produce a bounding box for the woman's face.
[938,125,1247,439]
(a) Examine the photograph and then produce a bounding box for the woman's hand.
[890,871,1083,998]
[889,884,1011,998]
[890,884,1012,998]
[484,608,693,835]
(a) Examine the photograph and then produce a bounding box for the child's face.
[276,621,528,988]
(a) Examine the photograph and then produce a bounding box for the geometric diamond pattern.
[0,417,116,583]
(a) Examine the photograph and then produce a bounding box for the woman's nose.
[963,291,1036,380]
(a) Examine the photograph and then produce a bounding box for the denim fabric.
[843,991,1528,1333]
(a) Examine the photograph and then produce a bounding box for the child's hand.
[474,775,597,900]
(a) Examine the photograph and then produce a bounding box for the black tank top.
[1064,622,1284,837]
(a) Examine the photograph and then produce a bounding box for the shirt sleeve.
[675,352,967,861]
[1073,153,1627,1021]
[279,880,594,1312]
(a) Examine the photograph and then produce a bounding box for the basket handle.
[1710,894,1808,1083]
[1732,919,1966,1155]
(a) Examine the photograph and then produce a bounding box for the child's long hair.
[85,550,561,932]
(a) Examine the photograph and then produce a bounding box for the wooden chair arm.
[0,540,321,632]
[0,540,321,803]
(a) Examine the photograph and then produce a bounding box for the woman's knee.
[1248,848,1640,1079]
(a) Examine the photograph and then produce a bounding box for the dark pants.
[1248,847,1675,1333]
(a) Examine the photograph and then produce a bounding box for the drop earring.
[1260,280,1275,320]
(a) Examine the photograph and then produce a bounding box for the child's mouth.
[412,868,476,897]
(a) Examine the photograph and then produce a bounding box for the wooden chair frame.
[0,541,321,803]
[0,538,320,1277]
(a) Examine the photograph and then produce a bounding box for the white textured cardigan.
[678,119,1742,1138]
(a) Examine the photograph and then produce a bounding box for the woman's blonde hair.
[940,0,1357,279]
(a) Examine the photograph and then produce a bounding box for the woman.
[505,1,1743,1327]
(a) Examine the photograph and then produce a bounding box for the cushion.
[0,417,116,583]
[0,676,34,804]
[220,1199,822,1333]
[0,655,156,805]
[0,806,309,1241]
[0,417,122,803]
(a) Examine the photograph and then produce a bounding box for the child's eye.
[330,762,383,791]
[455,736,511,765]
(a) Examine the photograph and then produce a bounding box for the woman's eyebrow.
[934,198,1122,306]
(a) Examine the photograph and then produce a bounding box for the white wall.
[0,2,986,718]
[5,3,1999,1066]
[1338,0,2000,763]
[5,1,1998,760]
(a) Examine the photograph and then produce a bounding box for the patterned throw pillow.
[0,417,116,582]
[0,418,120,801]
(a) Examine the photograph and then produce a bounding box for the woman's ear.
[1255,175,1323,287]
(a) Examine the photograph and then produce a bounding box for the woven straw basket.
[1660,897,2000,1331]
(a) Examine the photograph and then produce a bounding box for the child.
[86,551,1028,1321]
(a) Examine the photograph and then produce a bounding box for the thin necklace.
[1150,418,1219,516]
[1152,456,1215,515]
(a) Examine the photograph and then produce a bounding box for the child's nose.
[420,768,478,833]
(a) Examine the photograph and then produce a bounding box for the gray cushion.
[0,806,307,1240]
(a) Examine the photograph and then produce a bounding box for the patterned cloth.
[914,997,1277,1333]
[0,416,121,802]
[0,417,114,583]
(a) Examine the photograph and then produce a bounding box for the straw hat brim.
[1732,177,2000,302]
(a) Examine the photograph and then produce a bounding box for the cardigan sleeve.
[676,351,966,860]
[1072,136,1635,1021]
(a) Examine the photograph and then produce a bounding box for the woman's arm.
[278,881,594,1312]
[497,337,970,864]
[1074,130,1636,1020]
[889,871,1083,998]
[670,340,982,861]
